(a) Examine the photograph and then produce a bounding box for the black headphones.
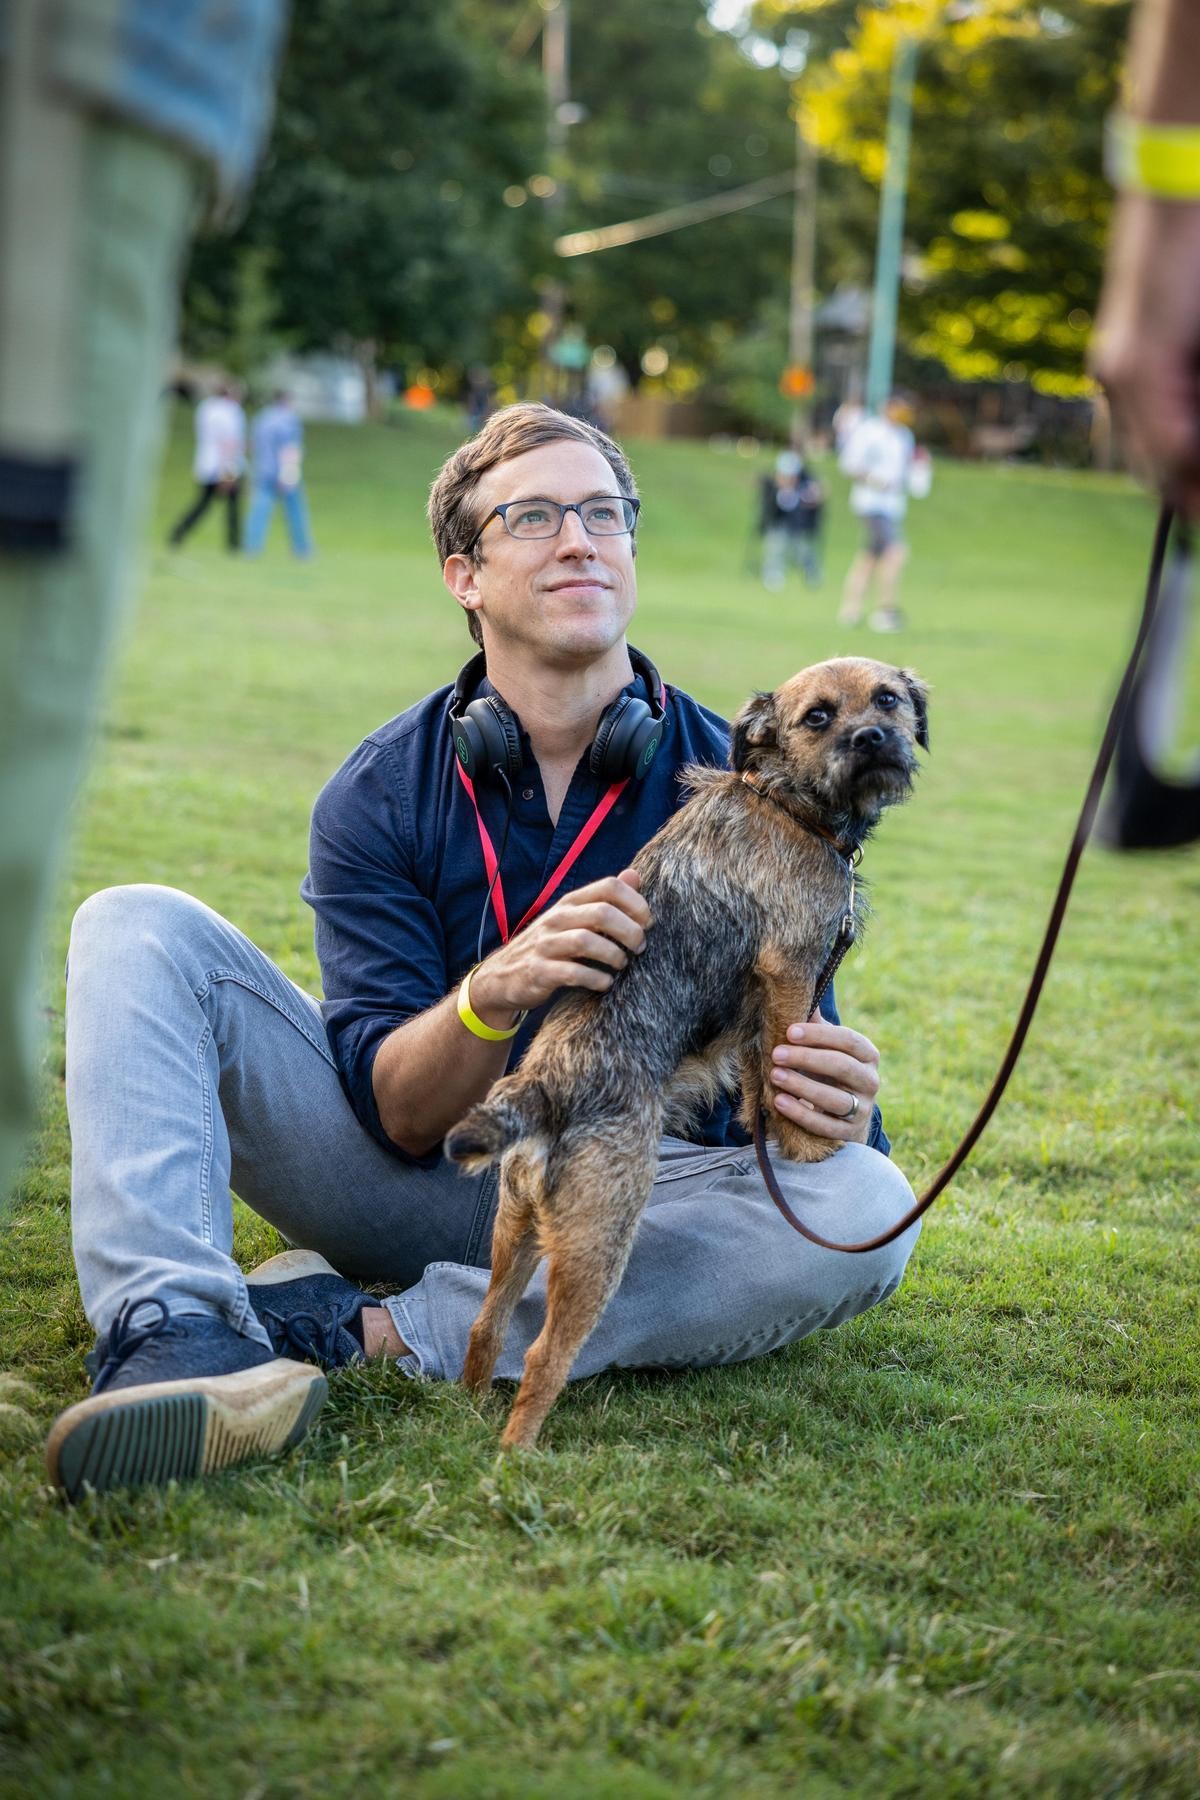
[450,647,667,787]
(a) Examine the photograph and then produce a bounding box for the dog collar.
[739,772,860,865]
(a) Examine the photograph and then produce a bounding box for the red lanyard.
[455,759,629,944]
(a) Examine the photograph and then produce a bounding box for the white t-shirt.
[193,395,247,483]
[839,415,914,520]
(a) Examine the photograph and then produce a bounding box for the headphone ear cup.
[590,693,661,782]
[627,708,665,779]
[452,710,488,780]
[589,693,634,782]
[463,695,522,782]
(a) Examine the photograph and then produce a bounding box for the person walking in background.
[831,397,865,457]
[464,365,494,435]
[244,390,314,559]
[167,382,247,551]
[758,449,825,590]
[837,395,931,634]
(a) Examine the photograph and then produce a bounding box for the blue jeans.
[243,482,313,557]
[66,885,921,1382]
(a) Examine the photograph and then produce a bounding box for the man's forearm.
[370,966,521,1157]
[372,995,511,1156]
[368,871,653,1157]
[1128,0,1200,121]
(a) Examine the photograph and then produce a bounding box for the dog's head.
[731,658,929,837]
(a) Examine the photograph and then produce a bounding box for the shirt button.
[522,787,535,800]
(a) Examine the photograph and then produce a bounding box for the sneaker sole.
[244,1248,344,1286]
[46,1358,326,1502]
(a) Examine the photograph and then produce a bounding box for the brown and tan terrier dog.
[445,657,929,1449]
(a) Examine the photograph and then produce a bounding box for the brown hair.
[428,402,639,646]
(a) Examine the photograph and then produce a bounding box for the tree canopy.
[181,0,1134,408]
[754,0,1131,397]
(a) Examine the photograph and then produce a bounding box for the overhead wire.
[555,165,799,256]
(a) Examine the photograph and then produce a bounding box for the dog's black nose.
[851,724,888,752]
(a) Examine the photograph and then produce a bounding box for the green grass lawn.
[2,410,1198,1798]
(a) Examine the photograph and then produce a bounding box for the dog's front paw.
[769,1115,843,1164]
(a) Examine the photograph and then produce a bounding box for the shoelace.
[259,1305,345,1366]
[91,1296,175,1393]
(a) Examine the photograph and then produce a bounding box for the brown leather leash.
[754,504,1181,1253]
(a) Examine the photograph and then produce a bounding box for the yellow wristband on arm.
[456,967,528,1042]
[1106,113,1200,200]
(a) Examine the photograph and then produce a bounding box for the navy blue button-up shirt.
[302,661,889,1165]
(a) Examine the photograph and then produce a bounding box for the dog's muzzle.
[844,725,915,779]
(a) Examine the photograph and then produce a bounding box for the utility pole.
[540,0,569,397]
[864,32,918,413]
[786,108,817,449]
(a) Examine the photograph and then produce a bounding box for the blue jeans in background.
[243,481,313,558]
[65,884,921,1384]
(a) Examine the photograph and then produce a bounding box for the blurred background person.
[243,389,314,559]
[831,397,865,458]
[0,0,287,1208]
[758,448,825,591]
[167,382,247,552]
[837,395,931,634]
[464,364,494,435]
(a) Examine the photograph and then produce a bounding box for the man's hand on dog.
[470,869,651,1023]
[769,1016,879,1144]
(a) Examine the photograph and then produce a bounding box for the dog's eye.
[802,707,831,730]
[875,690,899,709]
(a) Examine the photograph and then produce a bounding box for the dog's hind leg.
[462,1156,544,1394]
[500,1129,656,1451]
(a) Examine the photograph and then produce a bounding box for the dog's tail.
[444,1078,551,1173]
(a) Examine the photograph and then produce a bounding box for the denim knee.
[833,1144,921,1283]
[68,883,210,980]
[760,1147,920,1326]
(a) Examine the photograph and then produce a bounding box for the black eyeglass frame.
[465,495,641,555]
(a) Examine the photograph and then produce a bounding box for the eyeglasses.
[468,495,640,551]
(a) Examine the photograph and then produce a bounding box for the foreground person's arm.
[372,871,650,1156]
[1092,0,1200,513]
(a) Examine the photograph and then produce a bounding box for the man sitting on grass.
[47,404,921,1500]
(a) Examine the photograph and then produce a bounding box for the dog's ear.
[731,690,778,770]
[900,669,930,750]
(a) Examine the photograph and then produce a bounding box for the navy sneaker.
[244,1249,373,1370]
[46,1297,326,1503]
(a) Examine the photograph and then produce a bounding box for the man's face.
[444,439,638,666]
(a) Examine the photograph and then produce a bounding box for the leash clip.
[841,863,858,940]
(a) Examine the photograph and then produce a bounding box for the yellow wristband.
[1106,113,1200,200]
[456,968,528,1042]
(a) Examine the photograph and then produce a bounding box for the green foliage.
[3,415,1198,1792]
[763,0,1133,394]
[551,3,798,380]
[700,297,796,437]
[182,0,545,375]
[179,1,1140,404]
[183,245,294,386]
